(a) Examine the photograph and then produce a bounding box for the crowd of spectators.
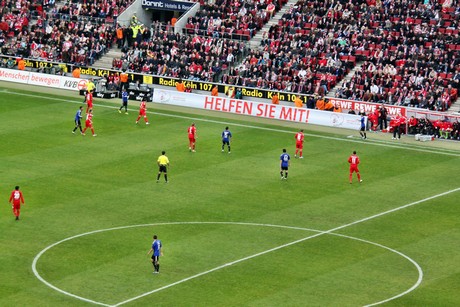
[112,22,247,82]
[0,0,133,64]
[1,0,459,114]
[333,0,460,111]
[51,0,134,23]
[219,0,360,94]
[1,16,114,65]
[184,0,287,40]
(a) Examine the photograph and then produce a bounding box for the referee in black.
[156,151,170,183]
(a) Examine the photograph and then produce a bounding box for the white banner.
[153,89,362,130]
[0,68,30,84]
[0,68,86,91]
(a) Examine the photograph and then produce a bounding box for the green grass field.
[1,85,460,307]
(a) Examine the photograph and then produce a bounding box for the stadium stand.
[1,0,459,117]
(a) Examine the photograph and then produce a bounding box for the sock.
[285,172,288,179]
[280,171,283,177]
[157,264,160,272]
[228,146,231,152]
[165,174,168,182]
[91,128,95,135]
[349,174,352,182]
[300,151,303,157]
[358,174,361,181]
[364,132,367,138]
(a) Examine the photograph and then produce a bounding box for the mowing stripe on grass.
[2,89,460,157]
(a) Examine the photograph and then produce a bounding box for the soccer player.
[136,100,149,125]
[359,114,367,139]
[294,129,304,158]
[85,89,93,113]
[221,126,232,153]
[280,149,290,180]
[147,234,163,274]
[157,151,169,183]
[9,186,24,220]
[72,106,84,134]
[348,151,362,184]
[82,109,97,136]
[119,89,129,114]
[188,123,197,152]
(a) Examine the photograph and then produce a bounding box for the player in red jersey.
[82,109,97,136]
[187,123,197,152]
[9,186,25,220]
[294,129,304,158]
[85,90,94,113]
[136,101,149,125]
[348,151,362,184]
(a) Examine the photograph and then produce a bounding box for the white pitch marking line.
[112,188,460,305]
[32,187,460,306]
[2,89,459,157]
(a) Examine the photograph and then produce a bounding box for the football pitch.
[1,84,460,306]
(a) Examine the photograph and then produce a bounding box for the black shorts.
[151,255,160,262]
[122,101,128,106]
[75,119,81,126]
[159,165,167,173]
[281,166,288,171]
[360,126,365,131]
[222,140,230,146]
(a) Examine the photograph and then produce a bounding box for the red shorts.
[296,142,303,149]
[85,120,93,128]
[350,165,359,173]
[87,101,93,108]
[189,136,195,142]
[12,203,21,209]
[139,110,146,116]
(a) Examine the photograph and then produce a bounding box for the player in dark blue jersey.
[221,126,232,153]
[119,89,129,114]
[147,234,163,274]
[72,106,83,134]
[280,148,290,180]
[359,114,367,139]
